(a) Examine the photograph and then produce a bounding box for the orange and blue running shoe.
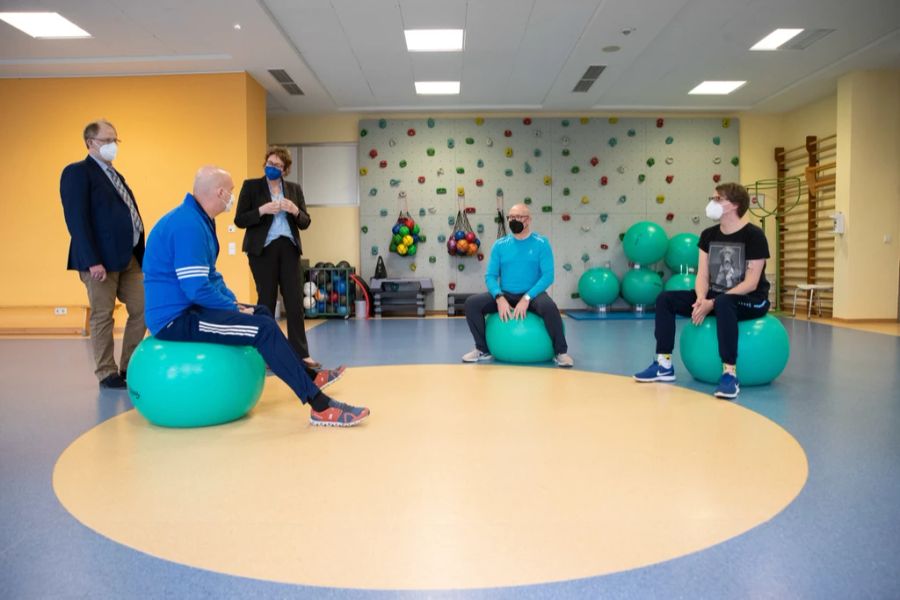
[313,365,346,390]
[310,399,370,427]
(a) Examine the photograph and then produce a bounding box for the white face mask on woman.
[705,199,724,221]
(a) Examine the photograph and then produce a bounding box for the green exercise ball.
[679,315,790,386]
[621,269,663,306]
[486,312,554,363]
[578,268,620,306]
[664,272,696,292]
[127,337,266,428]
[665,233,700,271]
[623,221,668,265]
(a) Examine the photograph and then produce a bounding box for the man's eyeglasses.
[92,137,121,145]
[507,215,530,222]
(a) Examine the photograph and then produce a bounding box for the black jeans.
[465,291,568,355]
[248,236,310,360]
[655,290,770,365]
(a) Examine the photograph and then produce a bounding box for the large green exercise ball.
[664,273,696,292]
[679,315,790,386]
[623,221,668,265]
[127,337,266,427]
[578,268,620,306]
[665,233,700,271]
[486,312,554,363]
[621,269,664,306]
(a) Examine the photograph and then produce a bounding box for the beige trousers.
[79,256,146,380]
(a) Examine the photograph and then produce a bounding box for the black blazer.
[60,155,145,271]
[234,177,311,256]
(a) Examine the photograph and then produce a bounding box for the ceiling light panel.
[0,12,91,38]
[750,28,804,51]
[688,81,747,95]
[405,29,464,52]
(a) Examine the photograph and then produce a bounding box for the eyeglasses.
[708,195,725,202]
[92,137,121,145]
[265,161,285,170]
[507,215,530,221]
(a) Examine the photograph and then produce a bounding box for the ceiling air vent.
[782,29,835,50]
[268,69,305,95]
[572,65,606,93]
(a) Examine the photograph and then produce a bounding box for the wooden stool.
[792,284,833,318]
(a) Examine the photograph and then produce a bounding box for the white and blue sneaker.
[633,361,676,382]
[714,373,740,399]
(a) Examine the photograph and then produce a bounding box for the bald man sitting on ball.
[142,166,369,427]
[462,204,573,367]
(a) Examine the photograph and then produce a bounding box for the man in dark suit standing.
[61,120,146,388]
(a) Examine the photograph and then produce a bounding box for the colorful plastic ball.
[337,306,349,316]
[485,313,554,363]
[578,268,620,306]
[466,244,478,256]
[457,239,469,253]
[303,282,317,297]
[127,337,265,428]
[621,269,664,306]
[337,281,347,294]
[447,239,457,252]
[392,233,402,245]
[454,230,466,241]
[408,244,418,256]
[390,242,398,252]
[465,231,476,243]
[664,273,696,292]
[665,233,700,271]
[402,235,414,246]
[405,218,415,229]
[303,296,314,309]
[412,224,421,235]
[397,243,408,255]
[399,225,410,236]
[623,221,669,265]
[392,223,401,235]
[330,291,339,303]
[679,315,790,386]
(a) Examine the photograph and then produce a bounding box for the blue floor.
[2,317,899,599]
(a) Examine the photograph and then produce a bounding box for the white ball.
[303,282,317,297]
[303,296,314,309]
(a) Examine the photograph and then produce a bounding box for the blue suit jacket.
[60,155,145,271]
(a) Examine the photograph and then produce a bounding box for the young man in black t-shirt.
[634,183,771,399]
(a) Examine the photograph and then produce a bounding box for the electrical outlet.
[228,242,236,255]
[54,307,68,316]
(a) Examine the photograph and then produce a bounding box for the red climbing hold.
[600,176,608,186]
[476,179,484,187]
[656,118,664,128]
[504,130,512,137]
[407,128,416,137]
[600,243,609,250]
[666,175,674,184]
[418,176,426,184]
[379,160,387,168]
[590,157,599,167]
[713,174,721,183]
[666,212,675,221]
[523,117,532,125]
[369,149,378,159]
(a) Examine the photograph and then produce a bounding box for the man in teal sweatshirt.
[462,204,573,367]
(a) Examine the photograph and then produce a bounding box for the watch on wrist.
[523,294,532,302]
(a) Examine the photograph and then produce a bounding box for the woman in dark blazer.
[235,146,320,368]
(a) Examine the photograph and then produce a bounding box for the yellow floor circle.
[53,365,807,590]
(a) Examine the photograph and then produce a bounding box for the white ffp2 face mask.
[705,200,724,221]
[224,192,235,212]
[99,142,118,162]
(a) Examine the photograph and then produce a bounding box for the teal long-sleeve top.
[485,233,555,298]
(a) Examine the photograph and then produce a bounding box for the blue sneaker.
[714,373,740,399]
[633,361,676,382]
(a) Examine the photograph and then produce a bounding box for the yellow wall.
[0,73,266,330]
[834,70,900,320]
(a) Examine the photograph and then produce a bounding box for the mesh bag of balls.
[389,212,425,257]
[447,209,481,257]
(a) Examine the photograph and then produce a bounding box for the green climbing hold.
[380,209,388,216]
[437,187,447,195]
[608,137,618,147]
[646,158,655,167]
[627,129,636,137]
[399,159,407,168]
[524,197,532,205]
[617,196,626,204]
[713,136,721,145]
[466,137,474,145]
[360,129,368,137]
[496,188,504,196]
[731,156,740,166]
[476,224,485,234]
[361,225,368,234]
[541,205,552,213]
[389,179,400,187]
[429,256,436,264]
[456,167,465,174]
[561,119,570,127]
[534,149,542,158]
[369,188,377,196]
[427,118,435,128]
[524,162,533,174]
[665,136,674,145]
[571,166,580,174]
[619,232,626,241]
[419,208,426,217]
[378,119,387,129]
[638,174,646,183]
[562,149,570,157]
[581,253,590,263]
[477,159,485,168]
[563,263,572,272]
[427,147,435,156]
[458,264,465,272]
[505,169,513,177]
[563,187,571,196]
[447,139,455,149]
[600,213,609,222]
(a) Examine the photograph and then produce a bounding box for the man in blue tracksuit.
[462,203,573,367]
[143,166,368,427]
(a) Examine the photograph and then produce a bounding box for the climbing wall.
[358,116,740,310]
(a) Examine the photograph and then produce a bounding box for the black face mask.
[508,219,525,234]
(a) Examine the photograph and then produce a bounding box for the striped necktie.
[106,167,143,246]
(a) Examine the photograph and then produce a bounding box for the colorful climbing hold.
[448,138,455,149]
[590,156,599,167]
[713,174,721,183]
[656,195,665,204]
[581,253,590,263]
[380,209,388,217]
[600,176,608,186]
[390,179,400,187]
[418,176,426,184]
[666,175,674,184]
[562,149,570,157]
[429,256,436,264]
[409,263,417,272]
[533,148,542,158]
[646,157,655,167]
[504,129,512,138]
[608,137,618,147]
[437,187,447,195]
[656,118,664,128]
[712,136,721,146]
[638,174,646,183]
[399,160,407,168]
[378,119,387,129]
[371,246,379,256]
[457,186,465,196]
[619,232,626,242]
[466,137,475,145]
[408,128,416,136]
[561,119,570,127]
[458,264,465,272]
[523,117,532,125]
[369,149,378,159]
[561,213,571,221]
[369,188,377,196]
[580,117,590,125]
[617,196,626,205]
[360,129,368,137]
[361,225,368,234]
[600,213,609,222]
[544,176,552,186]
[496,188,504,197]
[666,212,674,222]
[477,253,485,261]
[563,187,571,196]
[419,208,426,217]
[427,118,435,128]
[601,243,609,250]
[722,118,731,128]
[456,167,465,174]
[477,159,485,168]
[541,205,552,213]
[504,169,513,177]
[665,136,674,145]
[627,129,636,137]
[524,197,532,205]
[731,156,740,166]
[438,233,447,243]
[359,167,368,176]
[524,162,533,174]
[427,147,435,156]
[449,282,456,290]
[571,166,580,174]
[505,147,514,158]
[608,117,619,124]
[379,160,387,168]
[476,223,485,234]
[476,178,484,187]
[475,117,484,125]
[581,196,590,205]
[563,263,573,272]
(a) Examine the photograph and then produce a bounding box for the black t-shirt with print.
[698,223,770,302]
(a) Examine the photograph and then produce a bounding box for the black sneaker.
[100,373,127,389]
